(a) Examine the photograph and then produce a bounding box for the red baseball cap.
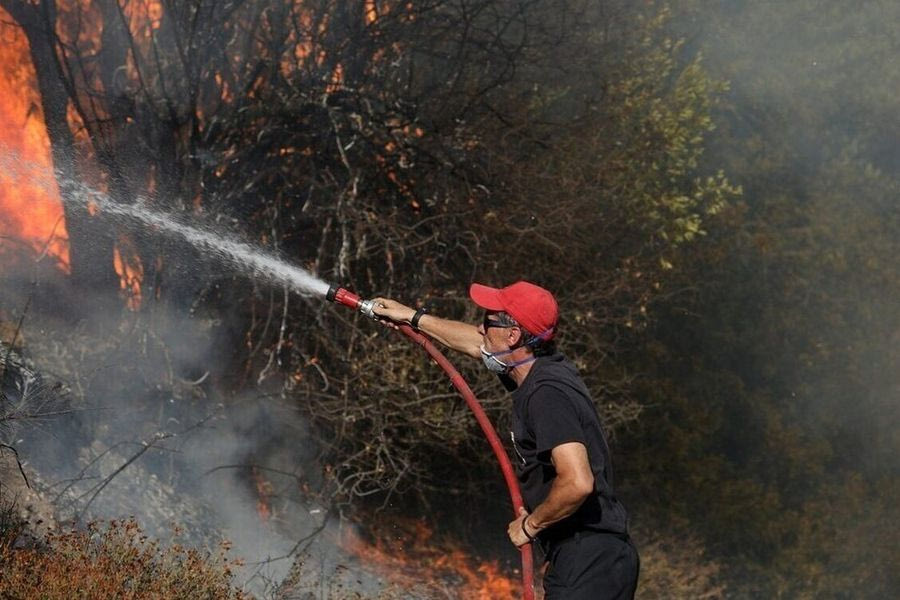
[469,280,558,340]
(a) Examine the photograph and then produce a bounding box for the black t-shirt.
[510,353,629,540]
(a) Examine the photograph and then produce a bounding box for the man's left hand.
[507,506,535,547]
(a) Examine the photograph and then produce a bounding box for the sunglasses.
[483,313,515,330]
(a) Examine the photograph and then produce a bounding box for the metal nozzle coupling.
[357,298,378,319]
[326,285,379,319]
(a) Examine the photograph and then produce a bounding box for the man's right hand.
[371,297,416,329]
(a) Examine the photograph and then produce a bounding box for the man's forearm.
[416,314,482,358]
[370,297,482,358]
[525,477,591,533]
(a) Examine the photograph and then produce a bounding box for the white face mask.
[480,345,536,374]
[480,345,511,374]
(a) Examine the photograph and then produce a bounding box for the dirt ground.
[1,446,56,542]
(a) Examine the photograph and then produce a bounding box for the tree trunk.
[2,0,119,297]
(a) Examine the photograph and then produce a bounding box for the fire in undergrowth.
[0,10,70,270]
[340,517,522,600]
[251,465,274,523]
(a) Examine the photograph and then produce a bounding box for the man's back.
[510,353,639,599]
[510,353,629,538]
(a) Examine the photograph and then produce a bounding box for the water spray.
[326,285,536,600]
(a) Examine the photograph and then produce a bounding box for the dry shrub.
[0,495,25,548]
[0,518,248,599]
[634,528,726,599]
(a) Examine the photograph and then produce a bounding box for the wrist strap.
[411,307,428,330]
[521,517,537,543]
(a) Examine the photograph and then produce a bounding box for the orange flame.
[251,466,274,523]
[326,63,344,94]
[0,11,70,270]
[364,0,379,25]
[112,235,143,310]
[341,518,520,599]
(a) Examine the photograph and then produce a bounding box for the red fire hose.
[394,322,535,599]
[327,286,535,600]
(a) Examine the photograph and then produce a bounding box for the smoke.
[645,2,900,595]
[0,152,394,596]
[677,0,900,459]
[680,1,900,173]
[6,302,272,588]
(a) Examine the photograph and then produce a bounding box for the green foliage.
[589,9,737,246]
[619,2,900,596]
[475,3,740,434]
[624,182,900,595]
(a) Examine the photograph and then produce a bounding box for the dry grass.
[0,518,249,599]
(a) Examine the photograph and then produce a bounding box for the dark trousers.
[542,531,640,600]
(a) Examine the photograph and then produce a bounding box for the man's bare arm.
[508,442,594,546]
[371,297,482,358]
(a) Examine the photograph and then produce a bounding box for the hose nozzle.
[326,285,378,319]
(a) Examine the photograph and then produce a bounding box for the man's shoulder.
[531,352,576,379]
[531,354,587,393]
[514,353,588,411]
[523,354,596,416]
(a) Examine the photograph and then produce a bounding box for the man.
[373,280,640,599]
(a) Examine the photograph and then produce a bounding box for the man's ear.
[507,326,524,348]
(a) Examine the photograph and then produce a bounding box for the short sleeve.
[528,385,585,460]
